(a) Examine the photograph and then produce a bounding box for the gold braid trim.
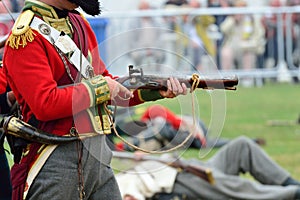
[8,10,36,49]
[8,28,36,49]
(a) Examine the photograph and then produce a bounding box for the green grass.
[5,82,300,179]
[203,82,300,179]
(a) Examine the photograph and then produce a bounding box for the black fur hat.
[68,0,101,16]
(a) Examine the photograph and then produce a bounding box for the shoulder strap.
[30,16,93,79]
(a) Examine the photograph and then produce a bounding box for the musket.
[112,151,214,184]
[116,65,239,91]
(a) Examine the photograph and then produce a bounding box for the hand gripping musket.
[112,151,214,184]
[116,65,239,91]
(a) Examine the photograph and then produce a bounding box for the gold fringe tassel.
[8,28,36,49]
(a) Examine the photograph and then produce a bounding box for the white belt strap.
[30,16,92,79]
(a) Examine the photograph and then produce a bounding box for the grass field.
[218,82,300,179]
[5,82,300,179]
[200,81,300,179]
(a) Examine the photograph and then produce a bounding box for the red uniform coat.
[3,7,164,200]
[3,11,147,136]
[0,68,7,94]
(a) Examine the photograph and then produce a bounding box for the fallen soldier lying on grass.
[115,136,300,200]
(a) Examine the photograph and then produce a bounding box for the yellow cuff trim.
[137,90,145,102]
[82,75,111,107]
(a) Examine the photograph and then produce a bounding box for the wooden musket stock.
[116,65,239,91]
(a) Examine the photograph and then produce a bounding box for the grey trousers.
[173,136,299,200]
[26,135,122,200]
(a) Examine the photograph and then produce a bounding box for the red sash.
[11,143,41,200]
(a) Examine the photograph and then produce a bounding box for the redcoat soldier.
[2,0,187,199]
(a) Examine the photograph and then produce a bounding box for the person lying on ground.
[115,136,300,200]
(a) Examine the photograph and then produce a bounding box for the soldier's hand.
[159,77,187,98]
[104,77,134,101]
[7,91,16,105]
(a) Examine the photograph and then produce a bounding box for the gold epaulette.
[8,10,36,49]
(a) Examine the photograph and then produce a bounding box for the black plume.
[69,0,101,16]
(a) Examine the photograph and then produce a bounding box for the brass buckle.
[69,127,79,137]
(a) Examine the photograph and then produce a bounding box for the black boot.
[282,177,300,186]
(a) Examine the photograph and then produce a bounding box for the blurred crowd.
[0,0,23,59]
[126,0,300,86]
[1,0,300,86]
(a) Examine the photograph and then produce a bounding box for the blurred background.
[95,0,299,88]
[1,0,299,85]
